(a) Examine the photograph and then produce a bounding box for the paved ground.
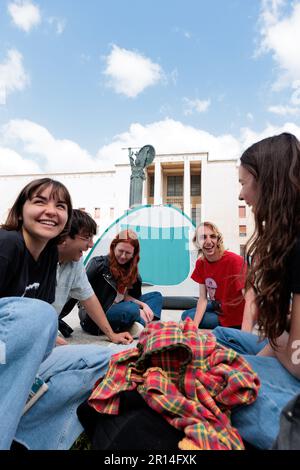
[64,306,183,347]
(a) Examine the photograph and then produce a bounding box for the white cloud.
[48,17,66,35]
[173,27,193,40]
[0,49,29,105]
[240,122,300,151]
[268,104,299,115]
[2,118,300,176]
[1,119,112,174]
[183,97,211,115]
[257,1,300,89]
[103,45,163,98]
[97,118,241,164]
[0,147,40,174]
[8,0,41,33]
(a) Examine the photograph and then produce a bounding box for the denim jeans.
[0,297,58,449]
[0,297,119,450]
[15,343,119,449]
[106,291,163,331]
[213,327,300,449]
[181,301,220,329]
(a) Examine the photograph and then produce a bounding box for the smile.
[38,220,57,227]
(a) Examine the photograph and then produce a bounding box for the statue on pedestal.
[129,145,155,207]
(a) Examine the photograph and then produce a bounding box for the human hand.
[140,304,154,323]
[56,335,68,346]
[111,331,133,345]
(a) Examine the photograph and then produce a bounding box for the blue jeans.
[213,327,300,449]
[0,297,118,450]
[0,297,58,449]
[106,291,163,331]
[181,301,220,329]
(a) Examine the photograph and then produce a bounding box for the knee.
[181,308,195,321]
[150,291,163,302]
[212,326,228,341]
[2,297,57,329]
[30,299,58,333]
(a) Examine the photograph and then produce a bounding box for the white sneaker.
[128,322,144,339]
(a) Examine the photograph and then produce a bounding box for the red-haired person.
[79,230,162,338]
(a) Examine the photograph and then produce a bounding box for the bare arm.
[193,284,208,328]
[81,294,133,344]
[271,294,300,379]
[242,288,258,332]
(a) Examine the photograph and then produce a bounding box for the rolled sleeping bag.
[162,296,198,310]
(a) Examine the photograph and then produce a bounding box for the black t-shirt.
[0,230,58,303]
[287,238,300,294]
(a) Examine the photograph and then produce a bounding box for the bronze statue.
[129,145,155,207]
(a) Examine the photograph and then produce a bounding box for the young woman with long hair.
[213,133,300,449]
[0,178,118,450]
[79,229,162,337]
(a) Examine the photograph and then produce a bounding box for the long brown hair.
[109,229,140,292]
[241,133,300,345]
[1,178,73,244]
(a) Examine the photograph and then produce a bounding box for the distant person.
[213,133,300,449]
[181,222,245,329]
[0,178,119,450]
[78,229,163,338]
[55,209,132,345]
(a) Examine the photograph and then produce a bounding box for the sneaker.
[128,322,144,339]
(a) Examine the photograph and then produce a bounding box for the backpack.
[77,390,184,450]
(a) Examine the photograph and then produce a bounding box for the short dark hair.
[68,209,97,239]
[1,178,73,244]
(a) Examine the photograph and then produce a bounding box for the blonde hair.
[193,221,225,258]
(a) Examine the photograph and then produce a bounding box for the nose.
[44,201,57,216]
[239,190,244,201]
[88,239,94,248]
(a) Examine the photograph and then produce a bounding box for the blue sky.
[1,0,300,174]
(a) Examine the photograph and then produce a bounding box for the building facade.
[0,151,253,255]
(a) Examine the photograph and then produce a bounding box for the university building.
[0,151,253,255]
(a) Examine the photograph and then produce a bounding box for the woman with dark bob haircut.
[0,178,120,450]
[79,229,163,338]
[213,133,300,449]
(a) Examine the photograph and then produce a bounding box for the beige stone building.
[0,151,253,254]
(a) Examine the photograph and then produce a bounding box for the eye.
[32,198,45,205]
[57,202,68,210]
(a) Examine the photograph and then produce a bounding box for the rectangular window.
[239,225,247,237]
[191,174,201,196]
[167,175,183,197]
[149,175,154,197]
[94,208,100,219]
[191,207,201,225]
[239,206,246,218]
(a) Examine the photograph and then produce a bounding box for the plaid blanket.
[89,318,260,450]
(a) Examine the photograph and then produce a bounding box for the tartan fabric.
[88,318,260,450]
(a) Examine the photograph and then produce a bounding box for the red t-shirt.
[191,251,246,327]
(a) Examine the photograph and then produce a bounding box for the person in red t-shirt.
[181,221,245,329]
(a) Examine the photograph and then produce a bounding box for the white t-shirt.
[52,259,94,314]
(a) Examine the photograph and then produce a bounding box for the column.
[154,160,162,205]
[184,157,190,217]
